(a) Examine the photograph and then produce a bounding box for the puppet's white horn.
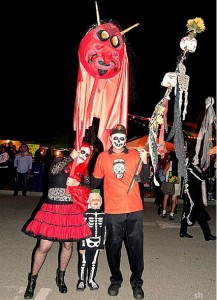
[121,23,140,35]
[95,1,100,26]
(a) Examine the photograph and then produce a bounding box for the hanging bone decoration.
[176,63,190,120]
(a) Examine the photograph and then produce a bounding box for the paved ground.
[0,192,216,300]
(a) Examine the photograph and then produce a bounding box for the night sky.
[2,0,216,143]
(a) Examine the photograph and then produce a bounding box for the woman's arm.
[163,161,170,175]
[51,156,73,174]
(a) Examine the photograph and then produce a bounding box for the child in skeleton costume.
[180,153,216,241]
[76,191,106,291]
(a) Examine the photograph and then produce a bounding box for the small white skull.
[161,72,177,88]
[180,36,197,53]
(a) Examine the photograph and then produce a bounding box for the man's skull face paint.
[111,133,126,149]
[77,147,90,164]
[79,23,124,79]
[113,158,125,179]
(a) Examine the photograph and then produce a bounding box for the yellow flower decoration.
[156,115,164,125]
[186,17,205,39]
[155,104,165,115]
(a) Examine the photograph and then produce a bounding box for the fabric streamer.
[193,97,216,170]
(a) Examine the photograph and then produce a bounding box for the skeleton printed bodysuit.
[77,207,106,288]
[180,158,213,240]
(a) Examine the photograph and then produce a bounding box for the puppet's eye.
[97,30,109,41]
[110,35,120,48]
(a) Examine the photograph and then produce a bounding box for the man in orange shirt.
[91,124,149,300]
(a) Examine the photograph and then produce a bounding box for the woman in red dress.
[22,143,93,299]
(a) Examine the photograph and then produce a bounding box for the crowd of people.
[0,142,57,195]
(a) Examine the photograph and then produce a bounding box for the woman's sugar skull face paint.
[110,133,126,149]
[77,147,91,164]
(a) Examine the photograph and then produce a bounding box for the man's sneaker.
[108,283,121,296]
[88,281,99,290]
[133,286,144,299]
[76,281,85,291]
[169,215,174,220]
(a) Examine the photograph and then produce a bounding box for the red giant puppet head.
[79,22,125,79]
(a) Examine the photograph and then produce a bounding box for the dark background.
[2,0,216,144]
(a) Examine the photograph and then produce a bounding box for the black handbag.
[160,181,175,195]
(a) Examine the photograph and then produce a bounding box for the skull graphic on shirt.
[113,158,125,179]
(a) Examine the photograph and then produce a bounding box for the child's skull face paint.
[77,147,90,164]
[88,192,102,209]
[89,198,101,209]
[111,133,126,149]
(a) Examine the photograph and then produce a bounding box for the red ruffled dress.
[23,156,92,242]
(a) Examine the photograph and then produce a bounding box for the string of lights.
[128,114,216,141]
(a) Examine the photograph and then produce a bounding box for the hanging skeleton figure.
[76,192,106,291]
[73,1,139,151]
[176,62,190,121]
